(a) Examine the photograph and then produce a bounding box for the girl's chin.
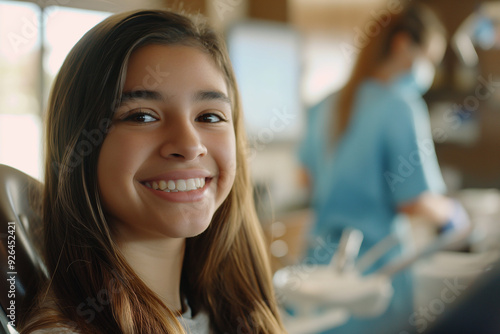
[161,217,212,239]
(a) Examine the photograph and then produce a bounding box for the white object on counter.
[413,250,500,313]
[280,307,349,334]
[274,265,394,333]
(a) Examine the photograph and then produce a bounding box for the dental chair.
[0,164,46,333]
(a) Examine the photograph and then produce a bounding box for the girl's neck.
[117,233,186,312]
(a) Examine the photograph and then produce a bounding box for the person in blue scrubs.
[298,4,466,334]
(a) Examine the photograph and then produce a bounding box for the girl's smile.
[141,169,212,203]
[97,44,237,240]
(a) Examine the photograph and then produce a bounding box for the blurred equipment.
[457,189,500,253]
[423,258,500,334]
[274,266,392,334]
[329,228,363,273]
[274,223,472,334]
[0,164,45,334]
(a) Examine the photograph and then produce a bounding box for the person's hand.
[438,199,470,234]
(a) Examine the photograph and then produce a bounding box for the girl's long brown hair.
[20,10,285,334]
[333,4,442,143]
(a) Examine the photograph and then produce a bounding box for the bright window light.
[0,114,42,179]
[44,6,111,77]
[0,1,110,180]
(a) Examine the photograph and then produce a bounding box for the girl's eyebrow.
[193,90,231,105]
[120,90,163,104]
[119,90,231,105]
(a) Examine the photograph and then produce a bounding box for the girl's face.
[97,44,236,240]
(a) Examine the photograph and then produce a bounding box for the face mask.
[395,57,436,95]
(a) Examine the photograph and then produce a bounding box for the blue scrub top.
[299,78,446,262]
[297,78,447,334]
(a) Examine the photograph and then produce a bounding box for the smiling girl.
[20,9,285,334]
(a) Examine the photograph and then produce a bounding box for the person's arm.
[382,97,470,233]
[399,191,452,225]
[399,192,470,233]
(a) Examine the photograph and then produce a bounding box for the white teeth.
[186,179,196,191]
[177,179,187,191]
[146,177,206,192]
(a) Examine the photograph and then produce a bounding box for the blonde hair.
[20,9,284,334]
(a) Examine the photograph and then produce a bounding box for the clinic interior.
[1,0,500,332]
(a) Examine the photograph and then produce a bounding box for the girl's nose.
[159,120,207,161]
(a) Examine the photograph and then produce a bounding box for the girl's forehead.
[124,44,228,92]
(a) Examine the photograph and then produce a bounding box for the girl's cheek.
[213,131,237,190]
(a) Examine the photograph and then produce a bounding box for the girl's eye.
[196,113,226,123]
[122,110,157,123]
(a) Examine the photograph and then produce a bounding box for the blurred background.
[1,0,500,332]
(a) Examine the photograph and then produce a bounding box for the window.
[0,0,110,180]
[227,21,303,142]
